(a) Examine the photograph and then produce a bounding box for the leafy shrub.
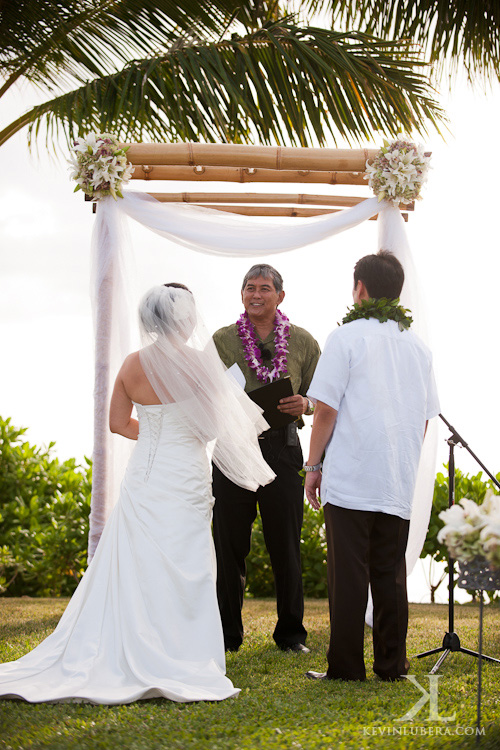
[0,415,330,600]
[10,411,498,605]
[421,465,500,602]
[300,504,328,597]
[246,465,500,602]
[0,416,92,596]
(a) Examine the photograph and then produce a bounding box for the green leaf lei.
[341,297,413,332]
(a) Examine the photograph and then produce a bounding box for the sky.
[1,76,499,604]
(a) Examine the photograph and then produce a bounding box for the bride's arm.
[109,360,139,440]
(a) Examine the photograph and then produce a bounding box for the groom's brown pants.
[324,504,410,681]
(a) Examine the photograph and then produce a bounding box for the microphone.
[258,343,272,361]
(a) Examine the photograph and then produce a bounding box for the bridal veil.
[138,284,275,492]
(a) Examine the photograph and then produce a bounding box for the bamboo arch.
[119,142,414,220]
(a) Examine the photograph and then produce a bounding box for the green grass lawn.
[0,598,499,749]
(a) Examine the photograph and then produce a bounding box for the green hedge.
[0,416,328,598]
[0,417,91,596]
[1,416,498,602]
[420,466,499,564]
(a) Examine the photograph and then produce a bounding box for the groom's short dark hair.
[353,251,404,300]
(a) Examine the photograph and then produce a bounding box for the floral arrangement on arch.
[69,133,134,200]
[365,138,431,206]
[437,491,500,568]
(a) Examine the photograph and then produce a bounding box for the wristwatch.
[305,397,315,415]
[303,462,322,472]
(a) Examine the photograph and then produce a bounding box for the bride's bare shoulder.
[118,352,146,384]
[120,351,141,370]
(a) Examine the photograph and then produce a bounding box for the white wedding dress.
[0,402,239,704]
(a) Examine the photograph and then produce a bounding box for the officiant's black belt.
[260,423,299,446]
[260,426,288,439]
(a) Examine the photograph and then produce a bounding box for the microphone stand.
[416,414,500,674]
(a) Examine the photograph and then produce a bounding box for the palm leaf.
[0,0,256,95]
[1,19,445,150]
[319,0,500,81]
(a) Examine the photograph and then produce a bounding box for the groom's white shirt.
[308,317,440,520]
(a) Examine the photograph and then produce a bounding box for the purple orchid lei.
[236,309,290,383]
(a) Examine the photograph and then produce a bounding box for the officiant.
[212,263,320,653]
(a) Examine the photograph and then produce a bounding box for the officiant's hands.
[277,394,308,416]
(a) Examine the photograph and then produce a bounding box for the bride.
[0,283,275,704]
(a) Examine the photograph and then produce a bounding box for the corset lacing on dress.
[136,405,164,482]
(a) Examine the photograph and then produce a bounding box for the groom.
[212,263,320,653]
[304,251,440,681]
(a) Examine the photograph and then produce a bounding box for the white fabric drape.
[363,207,438,626]
[377,207,437,577]
[89,191,437,572]
[119,191,384,255]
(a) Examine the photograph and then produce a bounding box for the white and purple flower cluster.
[365,138,431,206]
[236,309,290,383]
[68,133,134,200]
[438,491,500,568]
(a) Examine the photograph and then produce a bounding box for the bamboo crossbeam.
[131,165,368,185]
[196,205,359,218]
[200,205,408,222]
[147,192,414,211]
[146,201,407,221]
[124,143,377,172]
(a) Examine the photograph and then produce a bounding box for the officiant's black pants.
[324,504,410,681]
[212,429,307,651]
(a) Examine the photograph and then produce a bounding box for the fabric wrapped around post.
[89,199,135,556]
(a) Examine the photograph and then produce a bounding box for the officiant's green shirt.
[213,323,321,397]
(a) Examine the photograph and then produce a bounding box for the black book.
[248,376,295,430]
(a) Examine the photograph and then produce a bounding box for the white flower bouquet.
[438,491,500,568]
[68,133,134,200]
[365,138,431,205]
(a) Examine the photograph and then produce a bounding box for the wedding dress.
[0,402,239,704]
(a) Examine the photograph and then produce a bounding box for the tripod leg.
[477,596,483,742]
[417,647,445,659]
[430,649,451,675]
[458,648,500,665]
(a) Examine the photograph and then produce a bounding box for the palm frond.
[0,0,256,95]
[1,20,445,151]
[324,0,500,82]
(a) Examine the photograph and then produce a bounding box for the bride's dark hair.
[163,282,191,293]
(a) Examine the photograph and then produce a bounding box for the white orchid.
[481,523,500,567]
[365,138,431,206]
[438,502,467,529]
[438,492,500,567]
[477,491,500,567]
[68,133,134,200]
[482,490,500,515]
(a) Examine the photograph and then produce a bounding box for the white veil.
[138,284,275,491]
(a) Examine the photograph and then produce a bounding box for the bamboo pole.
[146,192,414,211]
[131,165,368,185]
[124,142,377,172]
[165,203,408,221]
